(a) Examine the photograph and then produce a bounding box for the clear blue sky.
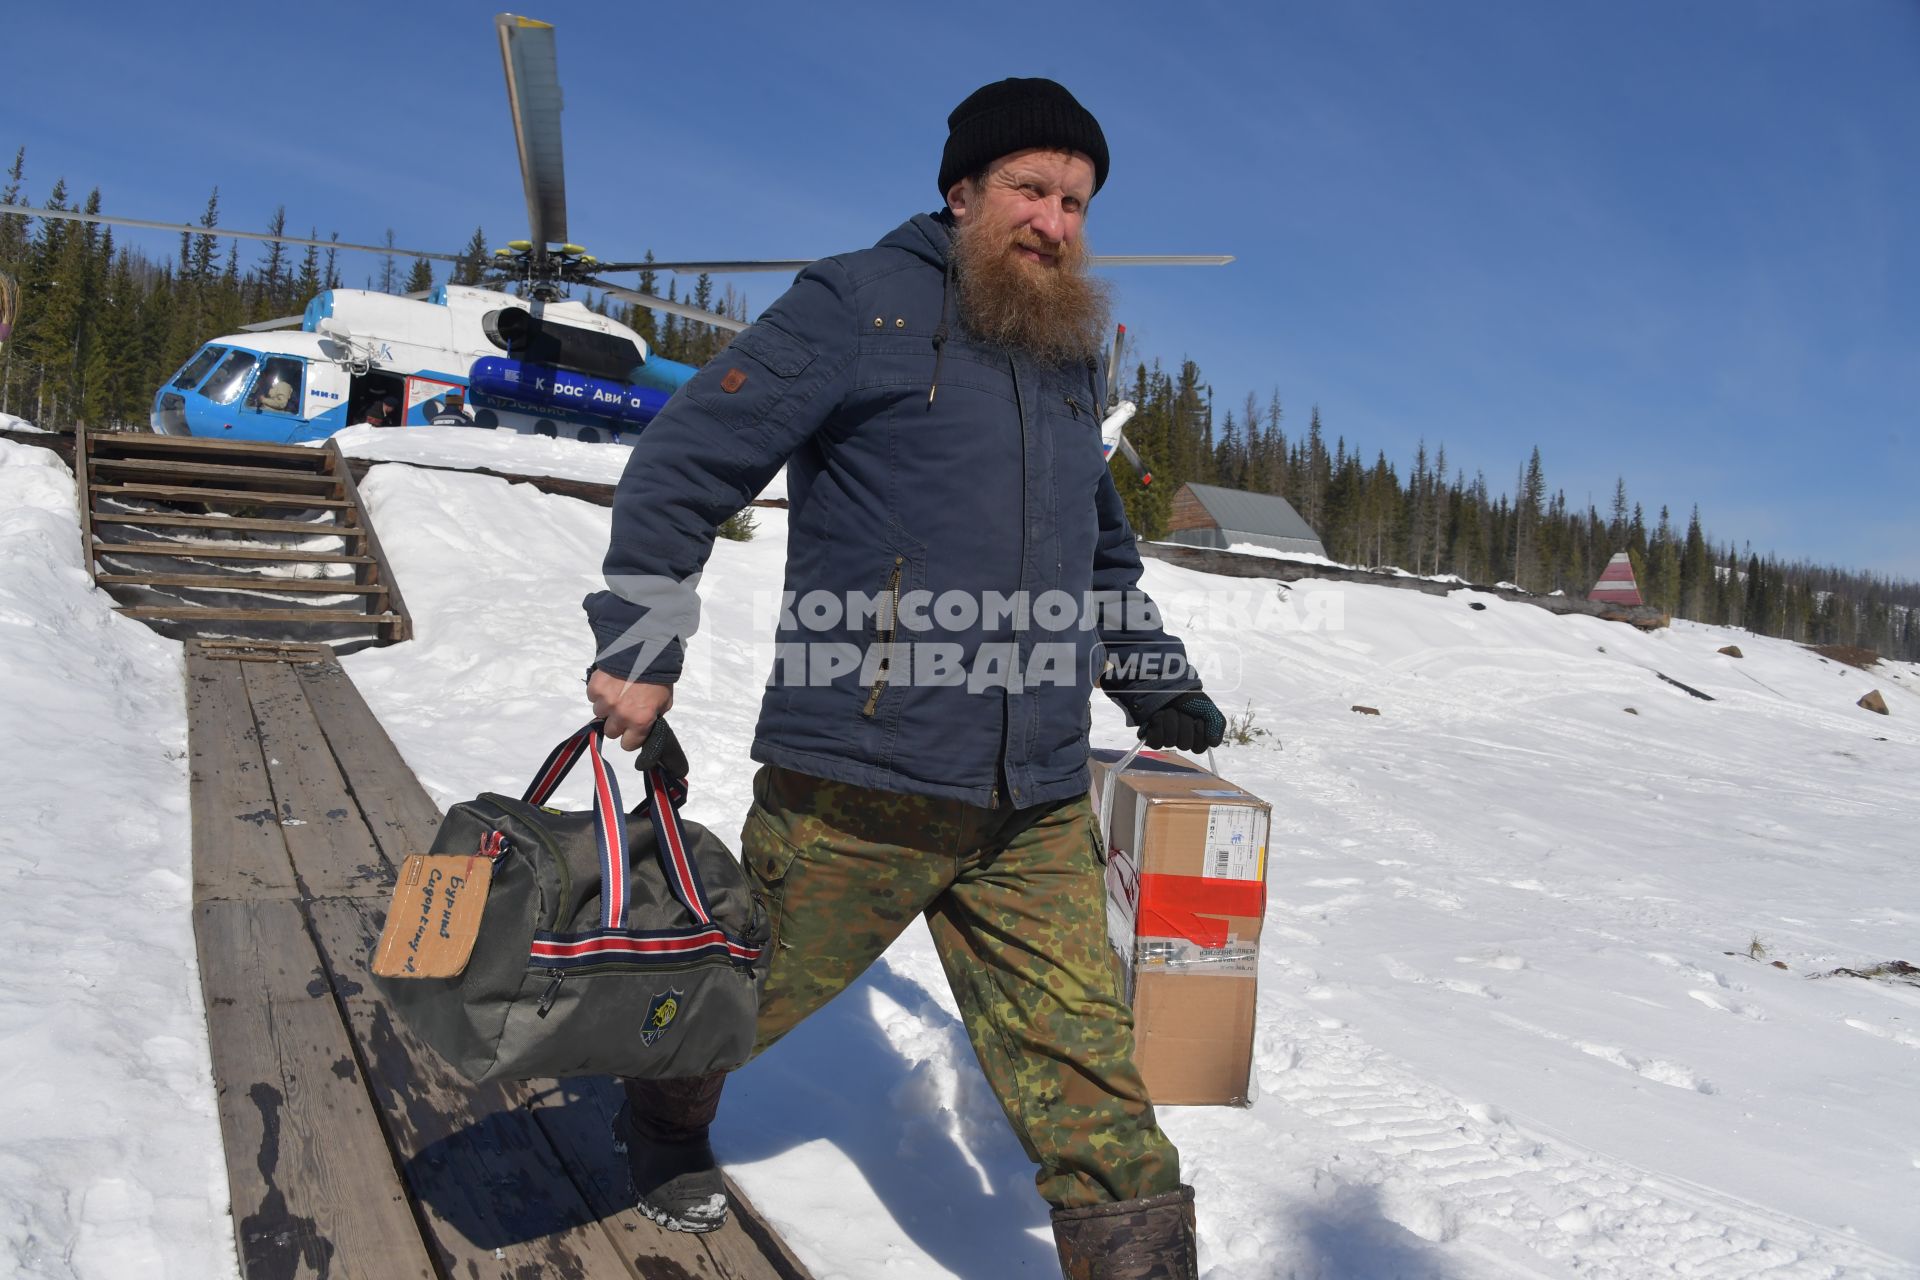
[10,0,1917,577]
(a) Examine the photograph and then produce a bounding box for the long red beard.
[951,216,1110,367]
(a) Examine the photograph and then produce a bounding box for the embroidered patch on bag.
[720,368,747,393]
[372,853,494,978]
[641,988,684,1045]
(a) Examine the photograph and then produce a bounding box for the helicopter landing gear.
[575,426,600,444]
[534,420,558,438]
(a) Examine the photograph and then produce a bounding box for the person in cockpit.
[257,378,294,413]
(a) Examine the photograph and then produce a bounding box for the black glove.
[1138,692,1226,752]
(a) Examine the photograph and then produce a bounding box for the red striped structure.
[1589,551,1644,606]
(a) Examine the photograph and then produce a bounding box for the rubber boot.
[1051,1185,1198,1280]
[612,1073,729,1232]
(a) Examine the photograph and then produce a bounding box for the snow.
[326,423,636,485]
[1,411,49,433]
[1220,541,1350,570]
[326,423,789,501]
[0,441,233,1279]
[1219,540,1473,586]
[4,447,1916,1277]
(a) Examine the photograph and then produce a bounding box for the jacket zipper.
[862,556,905,717]
[1005,358,1030,804]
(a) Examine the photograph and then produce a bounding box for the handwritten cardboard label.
[372,854,494,978]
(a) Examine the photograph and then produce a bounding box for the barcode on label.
[1203,804,1263,881]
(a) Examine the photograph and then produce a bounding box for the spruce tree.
[378,229,399,293]
[1680,506,1711,618]
[658,280,681,361]
[83,252,142,427]
[1263,390,1288,496]
[1214,411,1242,488]
[690,272,717,364]
[629,252,660,349]
[254,206,289,321]
[454,227,489,286]
[1514,447,1546,590]
[18,178,75,421]
[1301,406,1329,533]
[0,148,29,273]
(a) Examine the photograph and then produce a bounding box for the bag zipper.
[862,556,905,718]
[536,969,566,1018]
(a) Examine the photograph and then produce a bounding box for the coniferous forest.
[2,153,1914,661]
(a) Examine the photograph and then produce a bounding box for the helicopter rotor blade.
[237,289,439,333]
[587,254,1234,275]
[1090,255,1234,267]
[1116,431,1153,486]
[0,204,463,263]
[1106,323,1126,407]
[495,13,568,259]
[583,277,750,333]
[238,313,305,333]
[590,259,815,275]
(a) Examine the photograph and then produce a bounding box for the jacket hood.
[873,212,955,270]
[869,212,963,407]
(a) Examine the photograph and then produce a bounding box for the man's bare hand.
[586,669,674,750]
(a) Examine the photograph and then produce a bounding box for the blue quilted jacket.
[585,212,1195,807]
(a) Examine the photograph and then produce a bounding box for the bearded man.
[584,77,1226,1278]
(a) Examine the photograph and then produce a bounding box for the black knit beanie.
[938,77,1109,200]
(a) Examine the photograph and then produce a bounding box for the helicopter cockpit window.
[247,357,305,415]
[202,351,258,406]
[172,345,227,390]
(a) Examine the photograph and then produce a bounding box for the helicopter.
[1,13,1229,459]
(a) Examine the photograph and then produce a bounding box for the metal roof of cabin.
[1182,482,1322,541]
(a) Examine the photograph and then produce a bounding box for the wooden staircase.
[77,427,411,650]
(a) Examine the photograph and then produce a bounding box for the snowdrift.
[0,441,230,1279]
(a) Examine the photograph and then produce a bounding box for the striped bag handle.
[521,719,712,932]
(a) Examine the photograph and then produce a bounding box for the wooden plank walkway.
[185,639,811,1280]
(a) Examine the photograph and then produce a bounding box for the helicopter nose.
[156,392,189,436]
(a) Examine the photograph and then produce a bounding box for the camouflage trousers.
[739,764,1182,1210]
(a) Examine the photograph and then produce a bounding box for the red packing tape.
[1136,872,1265,948]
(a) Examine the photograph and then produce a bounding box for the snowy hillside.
[2,443,1916,1278]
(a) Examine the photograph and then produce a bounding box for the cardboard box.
[1090,748,1269,1106]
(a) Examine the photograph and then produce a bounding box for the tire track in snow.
[1252,993,1911,1278]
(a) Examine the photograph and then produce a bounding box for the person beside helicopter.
[353,394,400,427]
[583,78,1224,1279]
[429,389,474,425]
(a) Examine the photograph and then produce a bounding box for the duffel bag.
[371,718,767,1082]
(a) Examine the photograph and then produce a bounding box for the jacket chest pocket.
[1050,389,1110,492]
